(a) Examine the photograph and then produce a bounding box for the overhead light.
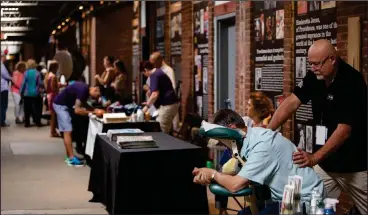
[100,1,104,4]
[1,17,37,22]
[66,18,70,22]
[62,22,65,26]
[57,25,61,29]
[1,26,32,32]
[52,30,56,35]
[1,2,38,6]
[1,7,19,11]
[3,34,7,40]
[79,6,83,10]
[3,32,26,37]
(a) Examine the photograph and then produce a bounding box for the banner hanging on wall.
[156,1,165,57]
[253,1,285,109]
[170,1,182,83]
[294,1,337,151]
[193,1,209,119]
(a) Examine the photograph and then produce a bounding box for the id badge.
[316,125,328,146]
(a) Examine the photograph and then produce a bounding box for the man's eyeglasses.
[308,55,331,69]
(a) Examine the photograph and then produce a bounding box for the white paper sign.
[316,125,327,146]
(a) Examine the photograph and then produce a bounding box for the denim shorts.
[53,103,72,132]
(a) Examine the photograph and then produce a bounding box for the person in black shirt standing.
[267,39,367,214]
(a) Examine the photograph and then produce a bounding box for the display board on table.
[193,1,209,120]
[294,1,336,152]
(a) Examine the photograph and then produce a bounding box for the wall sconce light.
[79,5,83,10]
[52,30,56,35]
[57,25,61,29]
[62,22,65,26]
[66,18,70,22]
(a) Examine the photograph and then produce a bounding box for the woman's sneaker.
[67,157,85,167]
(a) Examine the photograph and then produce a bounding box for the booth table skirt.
[88,134,209,215]
[85,117,161,159]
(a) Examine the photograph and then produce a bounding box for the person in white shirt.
[53,39,73,82]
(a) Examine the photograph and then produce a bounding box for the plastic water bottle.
[323,198,339,215]
[136,108,144,122]
[310,187,322,215]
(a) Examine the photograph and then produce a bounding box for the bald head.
[308,39,338,81]
[308,39,337,57]
[149,52,163,68]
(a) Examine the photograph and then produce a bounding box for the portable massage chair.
[199,123,271,215]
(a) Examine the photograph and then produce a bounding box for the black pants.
[23,96,42,126]
[1,90,8,124]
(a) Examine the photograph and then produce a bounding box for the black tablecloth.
[88,133,209,215]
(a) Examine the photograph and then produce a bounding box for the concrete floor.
[1,94,107,214]
[1,93,244,214]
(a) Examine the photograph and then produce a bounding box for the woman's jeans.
[11,92,23,119]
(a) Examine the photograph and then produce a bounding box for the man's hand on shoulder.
[293,147,316,168]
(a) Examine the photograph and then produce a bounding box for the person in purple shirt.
[141,61,179,133]
[53,81,100,166]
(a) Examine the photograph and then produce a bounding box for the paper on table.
[201,120,226,132]
[316,126,327,146]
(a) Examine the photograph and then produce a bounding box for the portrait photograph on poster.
[298,1,308,15]
[309,1,320,12]
[297,124,306,150]
[321,1,336,9]
[265,14,275,41]
[255,68,262,90]
[276,10,284,39]
[296,57,306,78]
[306,125,313,153]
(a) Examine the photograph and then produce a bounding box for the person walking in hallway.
[20,59,43,127]
[11,61,26,124]
[267,39,367,214]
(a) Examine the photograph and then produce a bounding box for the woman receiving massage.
[193,92,324,214]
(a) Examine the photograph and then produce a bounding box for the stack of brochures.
[116,136,158,149]
[107,129,144,142]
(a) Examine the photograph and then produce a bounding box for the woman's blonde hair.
[26,59,37,69]
[249,92,274,122]
[15,61,27,72]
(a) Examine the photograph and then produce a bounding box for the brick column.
[90,17,96,86]
[164,3,171,64]
[282,1,294,139]
[180,2,194,118]
[235,1,253,117]
[207,1,215,121]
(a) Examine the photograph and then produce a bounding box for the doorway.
[215,14,236,111]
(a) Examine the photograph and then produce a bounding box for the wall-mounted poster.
[132,0,140,103]
[170,1,182,83]
[156,1,165,57]
[193,1,209,119]
[294,1,337,148]
[253,1,284,116]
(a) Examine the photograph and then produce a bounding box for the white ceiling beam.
[4,32,26,37]
[1,2,38,6]
[1,41,23,45]
[1,26,32,31]
[1,17,37,21]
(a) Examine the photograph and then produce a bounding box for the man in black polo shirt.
[267,39,367,214]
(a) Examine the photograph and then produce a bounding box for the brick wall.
[95,4,133,92]
[235,1,253,117]
[282,1,294,139]
[180,2,194,117]
[207,1,215,121]
[164,3,171,64]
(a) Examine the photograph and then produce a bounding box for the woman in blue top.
[20,59,43,127]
